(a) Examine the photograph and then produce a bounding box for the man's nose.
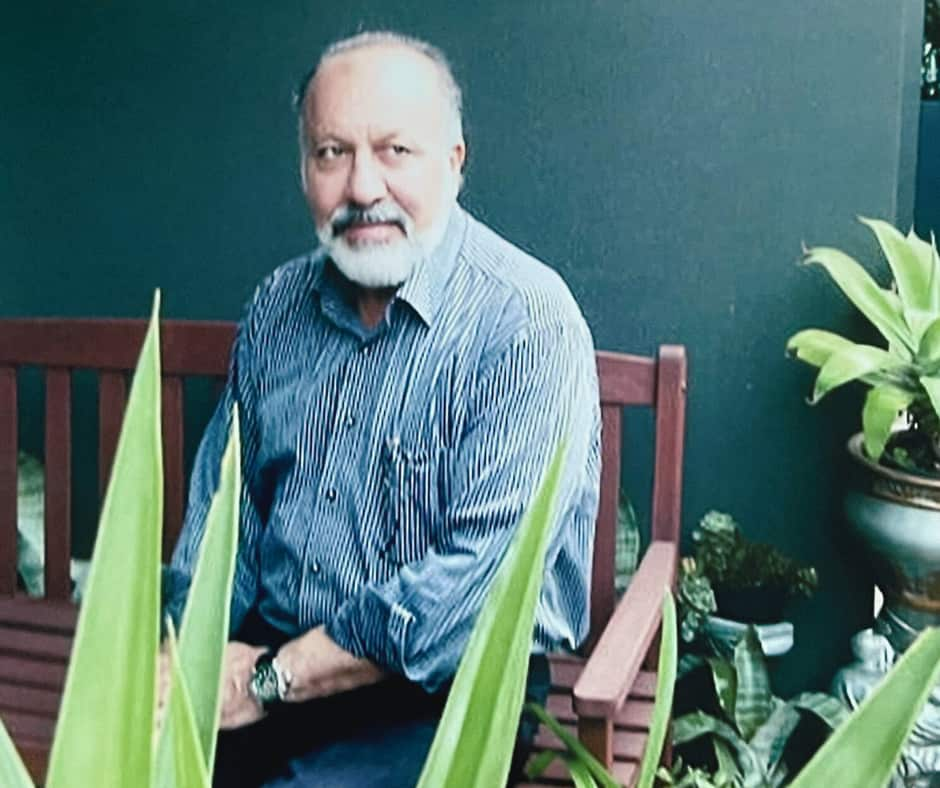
[345,152,386,206]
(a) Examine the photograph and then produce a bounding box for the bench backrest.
[0,320,687,643]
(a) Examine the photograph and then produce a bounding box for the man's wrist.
[248,649,294,708]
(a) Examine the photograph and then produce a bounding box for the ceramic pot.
[844,433,940,641]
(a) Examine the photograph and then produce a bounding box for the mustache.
[330,202,409,237]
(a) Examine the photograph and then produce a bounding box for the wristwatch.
[248,650,293,709]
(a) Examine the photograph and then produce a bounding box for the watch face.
[250,658,280,707]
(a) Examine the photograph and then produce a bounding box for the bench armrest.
[573,540,677,718]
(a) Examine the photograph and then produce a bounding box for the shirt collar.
[395,204,466,327]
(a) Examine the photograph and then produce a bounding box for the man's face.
[301,45,465,289]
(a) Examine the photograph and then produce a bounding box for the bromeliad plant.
[787,218,940,470]
[668,628,848,788]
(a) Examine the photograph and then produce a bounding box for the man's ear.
[449,138,467,176]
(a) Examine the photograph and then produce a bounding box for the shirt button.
[325,487,337,502]
[310,559,321,574]
[345,413,356,428]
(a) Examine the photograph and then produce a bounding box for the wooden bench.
[0,318,686,786]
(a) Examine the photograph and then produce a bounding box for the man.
[163,30,600,787]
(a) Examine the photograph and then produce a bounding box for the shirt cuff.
[326,586,414,675]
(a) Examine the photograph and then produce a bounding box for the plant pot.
[713,586,789,623]
[702,615,794,658]
[844,433,940,646]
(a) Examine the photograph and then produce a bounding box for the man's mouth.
[338,219,406,243]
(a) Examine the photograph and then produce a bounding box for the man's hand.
[276,626,386,703]
[219,641,269,730]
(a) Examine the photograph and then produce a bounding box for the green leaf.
[802,246,914,353]
[673,711,760,774]
[156,407,241,780]
[0,718,34,788]
[732,628,772,741]
[415,443,567,788]
[163,623,211,788]
[789,692,849,731]
[712,738,739,783]
[790,627,940,787]
[749,702,801,774]
[917,317,940,362]
[906,226,940,312]
[524,749,559,780]
[862,385,915,460]
[566,755,601,788]
[786,329,857,369]
[920,377,940,427]
[525,704,620,788]
[636,591,678,788]
[811,344,906,404]
[859,217,932,313]
[46,293,164,788]
[706,656,737,722]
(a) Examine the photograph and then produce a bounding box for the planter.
[702,615,794,658]
[844,433,940,648]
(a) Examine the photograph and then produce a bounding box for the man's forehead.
[305,44,446,123]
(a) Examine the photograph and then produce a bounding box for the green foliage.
[677,557,717,643]
[693,512,817,598]
[671,628,848,787]
[0,295,240,788]
[787,218,940,464]
[415,443,567,788]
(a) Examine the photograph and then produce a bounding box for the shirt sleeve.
[325,317,601,692]
[161,319,266,636]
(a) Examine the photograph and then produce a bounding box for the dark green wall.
[3,2,923,694]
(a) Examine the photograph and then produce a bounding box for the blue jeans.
[213,612,550,787]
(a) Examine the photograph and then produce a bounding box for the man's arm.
[318,315,600,693]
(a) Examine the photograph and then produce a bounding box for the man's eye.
[389,144,410,156]
[315,145,344,160]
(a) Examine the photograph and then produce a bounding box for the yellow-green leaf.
[906,227,940,312]
[415,443,566,788]
[0,718,34,788]
[164,624,211,788]
[156,407,240,780]
[862,386,914,460]
[790,627,940,787]
[636,591,678,788]
[811,345,906,404]
[920,377,940,426]
[802,246,914,354]
[918,317,940,362]
[46,293,163,788]
[860,217,932,313]
[786,329,857,369]
[526,703,620,788]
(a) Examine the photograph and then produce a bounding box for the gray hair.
[293,31,464,146]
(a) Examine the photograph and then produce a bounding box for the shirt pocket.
[382,434,444,566]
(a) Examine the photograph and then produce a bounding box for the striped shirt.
[165,206,601,692]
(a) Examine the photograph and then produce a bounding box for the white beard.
[317,196,456,289]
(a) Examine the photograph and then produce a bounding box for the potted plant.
[677,512,817,656]
[787,218,940,644]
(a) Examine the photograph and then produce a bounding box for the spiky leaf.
[156,408,241,781]
[0,718,33,788]
[920,376,940,426]
[163,624,210,788]
[636,591,678,788]
[802,246,914,354]
[415,444,566,788]
[860,217,932,313]
[525,704,619,788]
[811,345,907,404]
[862,385,915,460]
[917,316,940,362]
[732,628,772,741]
[786,329,857,369]
[46,294,163,788]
